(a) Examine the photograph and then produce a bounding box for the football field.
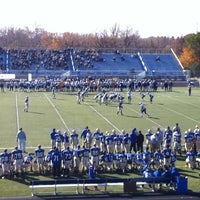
[0,87,199,150]
[0,86,200,197]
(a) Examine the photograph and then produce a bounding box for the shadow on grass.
[27,111,45,114]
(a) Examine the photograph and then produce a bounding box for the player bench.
[29,177,173,196]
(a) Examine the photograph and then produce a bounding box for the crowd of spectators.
[72,49,104,71]
[0,48,71,72]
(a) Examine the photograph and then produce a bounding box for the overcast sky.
[1,0,199,38]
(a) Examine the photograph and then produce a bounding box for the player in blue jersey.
[23,153,34,173]
[143,147,152,168]
[153,149,164,169]
[81,126,89,144]
[194,126,200,153]
[0,149,11,177]
[90,144,100,168]
[81,145,90,173]
[126,152,136,171]
[163,126,173,147]
[162,145,172,168]
[63,131,69,150]
[135,151,144,171]
[73,145,82,173]
[84,160,99,191]
[185,148,196,169]
[105,132,114,153]
[113,134,123,154]
[85,129,93,148]
[123,133,131,153]
[99,132,106,153]
[142,167,155,192]
[118,151,127,173]
[62,146,73,177]
[51,147,62,178]
[50,128,57,148]
[11,146,23,176]
[70,129,79,149]
[34,145,45,174]
[93,128,101,148]
[54,130,64,151]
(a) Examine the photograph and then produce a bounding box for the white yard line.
[156,93,200,124]
[85,102,121,132]
[43,93,71,134]
[160,93,200,110]
[15,93,20,131]
[124,104,165,128]
[0,146,51,150]
[159,105,200,124]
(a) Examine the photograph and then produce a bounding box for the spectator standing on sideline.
[16,128,26,153]
[24,96,29,112]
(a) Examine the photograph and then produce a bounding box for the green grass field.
[0,87,200,197]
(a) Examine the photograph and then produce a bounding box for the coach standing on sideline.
[16,128,27,153]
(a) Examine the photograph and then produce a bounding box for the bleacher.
[140,53,185,79]
[0,48,186,80]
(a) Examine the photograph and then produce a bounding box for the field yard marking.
[15,93,20,131]
[159,104,200,124]
[85,102,121,132]
[158,93,200,110]
[43,93,71,133]
[0,146,51,150]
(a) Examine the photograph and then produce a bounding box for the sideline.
[15,93,20,131]
[43,93,71,134]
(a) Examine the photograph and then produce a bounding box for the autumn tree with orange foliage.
[179,47,197,68]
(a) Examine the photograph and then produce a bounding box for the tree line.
[0,25,199,77]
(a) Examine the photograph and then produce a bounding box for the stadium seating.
[141,53,184,78]
[0,48,186,80]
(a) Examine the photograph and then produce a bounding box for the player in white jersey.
[194,126,200,152]
[172,130,182,155]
